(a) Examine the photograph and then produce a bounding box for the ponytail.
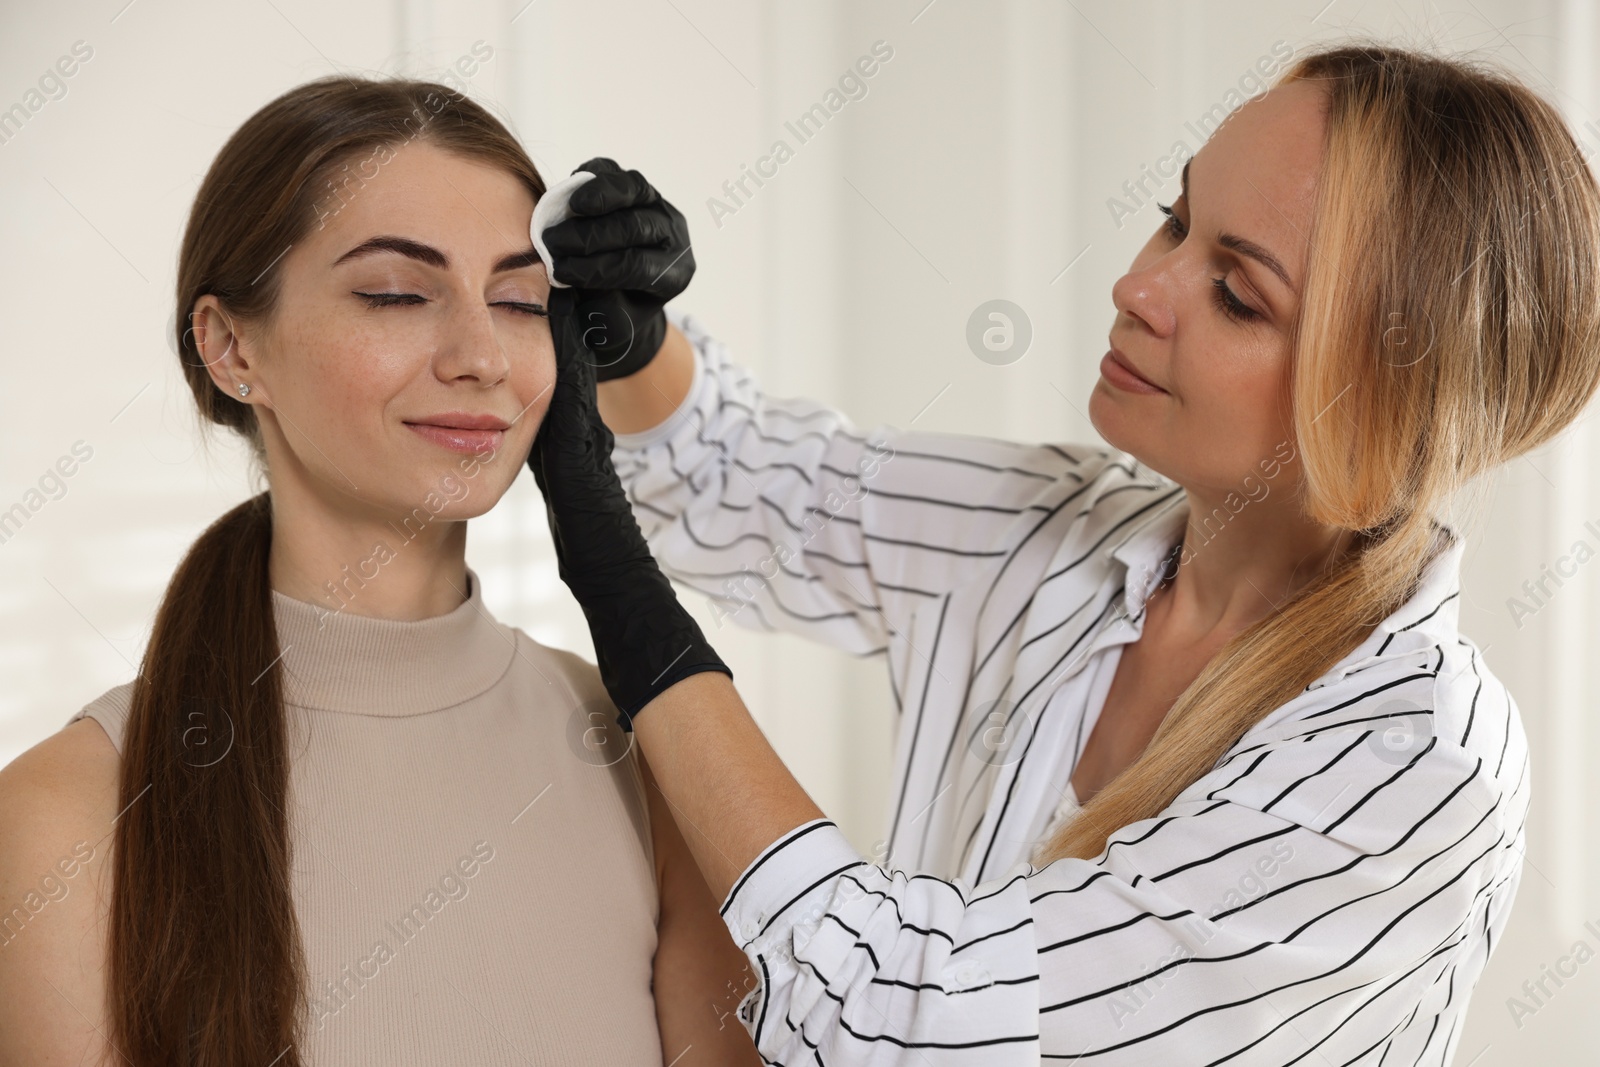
[109,492,308,1064]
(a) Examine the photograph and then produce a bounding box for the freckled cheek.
[1193,354,1287,446]
[296,336,415,438]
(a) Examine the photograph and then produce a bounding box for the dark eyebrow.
[1180,158,1296,296]
[332,235,543,274]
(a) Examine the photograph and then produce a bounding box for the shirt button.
[950,961,990,990]
[741,919,760,940]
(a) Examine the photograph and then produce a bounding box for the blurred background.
[2,0,1596,1060]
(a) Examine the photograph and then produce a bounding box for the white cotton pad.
[530,170,597,288]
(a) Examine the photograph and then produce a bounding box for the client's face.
[218,139,554,522]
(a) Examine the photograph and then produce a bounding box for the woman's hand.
[539,158,694,380]
[528,287,730,727]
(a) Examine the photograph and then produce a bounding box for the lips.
[1101,344,1167,395]
[404,413,511,456]
[406,412,511,431]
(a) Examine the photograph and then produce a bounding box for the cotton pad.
[530,170,597,288]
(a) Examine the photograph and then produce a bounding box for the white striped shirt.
[610,312,1530,1066]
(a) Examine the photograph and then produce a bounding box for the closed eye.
[1154,203,1262,325]
[354,291,425,308]
[495,301,549,317]
[353,292,548,316]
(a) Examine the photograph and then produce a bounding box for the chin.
[1087,385,1163,474]
[384,466,506,524]
[1087,381,1130,450]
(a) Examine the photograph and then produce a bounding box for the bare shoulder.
[0,717,121,1065]
[0,716,121,836]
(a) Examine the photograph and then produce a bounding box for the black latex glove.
[529,286,731,728]
[540,157,695,381]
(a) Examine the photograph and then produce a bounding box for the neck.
[1157,484,1355,640]
[265,483,472,622]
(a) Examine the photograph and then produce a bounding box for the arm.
[597,318,697,434]
[605,311,1104,656]
[0,719,120,1066]
[637,672,1525,1063]
[643,750,763,1065]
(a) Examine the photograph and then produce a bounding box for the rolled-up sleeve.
[721,819,1043,1063]
[717,705,1524,1065]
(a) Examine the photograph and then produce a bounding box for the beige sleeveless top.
[67,567,663,1065]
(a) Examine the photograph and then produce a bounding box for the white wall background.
[1,1,1596,1060]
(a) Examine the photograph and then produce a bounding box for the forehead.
[1190,79,1327,289]
[307,140,535,256]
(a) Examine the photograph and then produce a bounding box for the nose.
[1111,256,1178,339]
[435,297,512,387]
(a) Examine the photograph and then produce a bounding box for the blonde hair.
[1037,40,1600,864]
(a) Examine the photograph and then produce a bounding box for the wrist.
[592,309,665,382]
[596,320,697,434]
[559,557,731,728]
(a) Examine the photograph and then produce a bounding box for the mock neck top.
[271,567,515,716]
[70,566,664,1065]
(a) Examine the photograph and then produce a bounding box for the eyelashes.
[1153,203,1262,325]
[353,292,549,317]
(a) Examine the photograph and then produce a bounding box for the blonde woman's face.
[1091,79,1326,497]
[226,139,554,522]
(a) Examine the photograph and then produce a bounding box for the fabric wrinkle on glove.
[529,286,731,729]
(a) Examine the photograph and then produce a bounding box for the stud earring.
[237,382,251,398]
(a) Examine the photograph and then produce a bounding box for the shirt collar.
[1370,522,1465,637]
[1107,491,1189,622]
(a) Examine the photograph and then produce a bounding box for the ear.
[189,295,267,404]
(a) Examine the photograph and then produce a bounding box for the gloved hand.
[528,286,731,728]
[539,157,695,381]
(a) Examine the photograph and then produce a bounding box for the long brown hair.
[111,77,545,1064]
[1039,40,1600,863]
